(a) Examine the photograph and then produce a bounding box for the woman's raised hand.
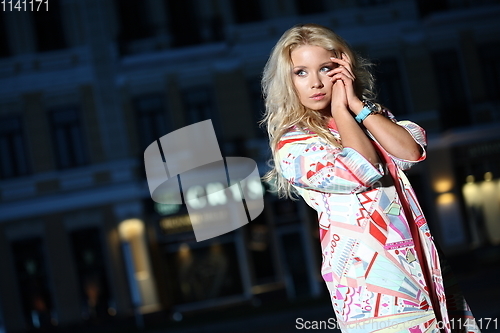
[328,53,363,114]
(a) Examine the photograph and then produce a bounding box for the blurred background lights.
[484,172,493,181]
[154,202,181,216]
[434,178,454,193]
[118,218,144,240]
[437,193,455,205]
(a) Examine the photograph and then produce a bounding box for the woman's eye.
[295,69,306,76]
[320,66,332,72]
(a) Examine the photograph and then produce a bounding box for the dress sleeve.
[277,130,384,194]
[381,109,427,171]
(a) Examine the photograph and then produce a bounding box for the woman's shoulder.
[277,126,319,150]
[284,125,315,136]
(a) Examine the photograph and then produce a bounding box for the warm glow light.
[119,219,160,312]
[178,243,191,260]
[118,219,144,240]
[210,242,223,254]
[135,271,150,280]
[484,172,493,181]
[437,193,455,205]
[466,175,475,183]
[434,179,453,193]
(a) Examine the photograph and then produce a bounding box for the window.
[478,42,500,101]
[416,0,499,16]
[0,10,10,57]
[0,116,30,179]
[375,58,408,115]
[115,0,154,53]
[165,0,201,47]
[183,87,215,123]
[50,107,87,169]
[165,241,244,304]
[31,0,66,52]
[182,86,223,139]
[165,0,224,47]
[230,0,262,24]
[70,227,112,320]
[295,0,325,15]
[115,0,153,41]
[446,0,500,9]
[431,49,470,130]
[245,213,277,285]
[135,95,169,150]
[415,0,448,17]
[11,238,55,329]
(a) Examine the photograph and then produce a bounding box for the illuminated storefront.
[151,202,248,311]
[455,139,500,247]
[143,177,323,313]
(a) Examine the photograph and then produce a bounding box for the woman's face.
[290,45,337,113]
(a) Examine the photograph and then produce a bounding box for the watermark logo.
[144,120,264,242]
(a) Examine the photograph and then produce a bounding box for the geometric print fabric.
[278,112,481,333]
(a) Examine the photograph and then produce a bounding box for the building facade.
[0,0,499,331]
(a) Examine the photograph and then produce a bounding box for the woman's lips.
[310,93,326,100]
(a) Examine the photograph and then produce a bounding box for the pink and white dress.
[277,112,480,333]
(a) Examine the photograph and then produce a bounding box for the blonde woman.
[262,23,479,333]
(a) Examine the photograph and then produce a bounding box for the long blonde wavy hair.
[261,23,378,198]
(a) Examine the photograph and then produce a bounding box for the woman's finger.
[331,55,355,79]
[328,67,354,81]
[331,71,359,108]
[330,72,354,83]
[330,58,351,71]
[331,78,348,108]
[342,53,356,78]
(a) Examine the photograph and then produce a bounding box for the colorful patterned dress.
[277,113,480,333]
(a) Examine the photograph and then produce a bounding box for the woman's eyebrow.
[292,61,335,70]
[293,62,333,68]
[319,61,335,66]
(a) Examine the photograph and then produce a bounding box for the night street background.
[1,0,500,332]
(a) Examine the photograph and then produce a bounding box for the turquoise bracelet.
[354,106,373,123]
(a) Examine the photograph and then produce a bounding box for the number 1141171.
[1,0,48,11]
[450,318,498,330]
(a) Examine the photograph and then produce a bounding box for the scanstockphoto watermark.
[144,120,264,242]
[295,318,339,330]
[295,318,398,331]
[295,318,387,330]
[296,317,499,331]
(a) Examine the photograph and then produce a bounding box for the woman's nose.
[311,74,324,88]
